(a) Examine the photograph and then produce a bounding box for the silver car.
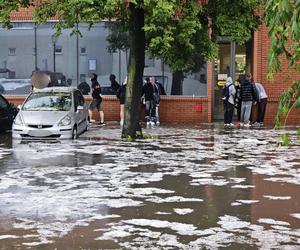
[13,87,89,139]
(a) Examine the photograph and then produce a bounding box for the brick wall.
[252,25,300,125]
[5,95,209,124]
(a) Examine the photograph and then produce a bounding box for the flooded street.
[0,125,299,249]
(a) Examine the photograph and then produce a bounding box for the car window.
[22,92,72,111]
[0,95,9,109]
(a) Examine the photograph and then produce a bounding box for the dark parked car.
[0,94,18,132]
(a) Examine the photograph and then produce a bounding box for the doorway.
[213,38,252,120]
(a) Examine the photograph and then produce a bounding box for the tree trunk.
[171,70,184,95]
[122,2,145,139]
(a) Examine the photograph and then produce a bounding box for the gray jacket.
[226,77,236,105]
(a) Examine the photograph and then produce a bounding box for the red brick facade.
[5,96,209,124]
[252,25,300,125]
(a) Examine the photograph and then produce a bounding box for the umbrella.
[31,71,50,89]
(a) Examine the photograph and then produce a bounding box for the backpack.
[221,83,233,101]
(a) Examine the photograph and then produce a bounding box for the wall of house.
[252,25,300,125]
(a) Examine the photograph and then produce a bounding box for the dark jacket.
[91,76,102,100]
[241,79,258,102]
[78,82,90,95]
[117,84,126,104]
[156,81,166,95]
[111,80,120,95]
[142,82,154,101]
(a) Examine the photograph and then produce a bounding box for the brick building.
[2,7,299,126]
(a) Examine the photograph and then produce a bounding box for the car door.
[0,95,12,131]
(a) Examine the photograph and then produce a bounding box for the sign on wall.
[89,59,97,71]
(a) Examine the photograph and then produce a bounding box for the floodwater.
[0,124,299,249]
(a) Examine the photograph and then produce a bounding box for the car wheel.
[72,126,78,139]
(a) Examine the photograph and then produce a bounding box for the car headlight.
[58,115,71,126]
[14,115,23,125]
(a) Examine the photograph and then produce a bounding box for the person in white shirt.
[254,82,268,126]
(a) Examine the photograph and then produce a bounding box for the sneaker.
[89,119,96,123]
[146,121,150,128]
[150,121,155,127]
[244,123,251,128]
[224,123,229,127]
[259,122,264,127]
[229,123,235,127]
[239,123,244,127]
[156,121,160,126]
[99,122,105,126]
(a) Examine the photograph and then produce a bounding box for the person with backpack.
[222,76,236,127]
[240,73,258,127]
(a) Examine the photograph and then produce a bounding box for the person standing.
[222,77,236,127]
[142,77,156,127]
[117,76,127,126]
[240,73,257,127]
[88,73,105,125]
[155,80,166,95]
[78,81,90,95]
[235,78,242,122]
[254,82,268,126]
[109,74,120,95]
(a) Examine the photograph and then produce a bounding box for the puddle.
[0,125,299,249]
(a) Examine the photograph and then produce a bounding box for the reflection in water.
[0,126,299,249]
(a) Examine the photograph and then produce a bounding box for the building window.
[145,55,155,67]
[8,48,16,56]
[55,45,63,54]
[12,22,23,28]
[80,47,87,55]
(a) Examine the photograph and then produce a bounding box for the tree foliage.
[264,0,300,135]
[0,0,261,137]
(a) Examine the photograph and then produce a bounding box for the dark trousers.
[257,98,267,123]
[236,101,241,122]
[145,100,156,121]
[224,101,234,124]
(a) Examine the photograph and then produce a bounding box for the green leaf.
[279,133,291,146]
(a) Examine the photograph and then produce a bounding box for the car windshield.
[22,92,72,111]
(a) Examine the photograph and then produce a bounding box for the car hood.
[20,111,69,125]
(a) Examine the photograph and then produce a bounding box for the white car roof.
[33,87,77,93]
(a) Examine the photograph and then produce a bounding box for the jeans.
[145,100,156,122]
[241,101,253,124]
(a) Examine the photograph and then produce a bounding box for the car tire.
[72,126,78,139]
